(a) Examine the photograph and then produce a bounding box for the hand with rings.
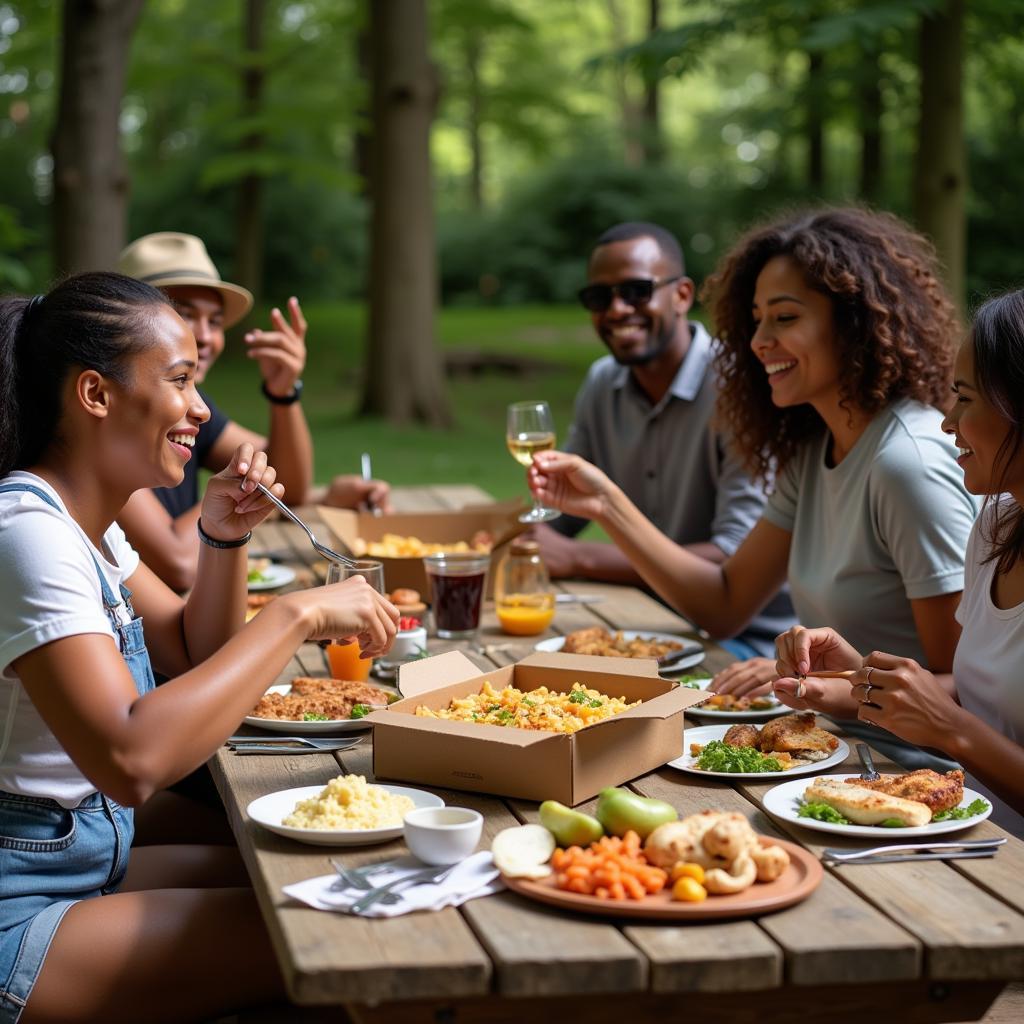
[857,666,876,705]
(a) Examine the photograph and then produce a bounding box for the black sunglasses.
[577,276,682,313]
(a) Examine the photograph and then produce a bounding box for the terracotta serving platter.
[502,836,822,920]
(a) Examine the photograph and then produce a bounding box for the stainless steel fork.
[252,481,358,568]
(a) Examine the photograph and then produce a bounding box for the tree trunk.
[233,0,266,299]
[51,0,144,275]
[606,0,643,168]
[353,22,372,193]
[859,45,883,202]
[640,0,662,166]
[806,50,825,193]
[912,0,966,309]
[361,0,450,426]
[466,28,484,210]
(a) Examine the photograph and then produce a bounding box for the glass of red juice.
[423,553,490,640]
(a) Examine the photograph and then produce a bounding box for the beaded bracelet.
[197,518,252,549]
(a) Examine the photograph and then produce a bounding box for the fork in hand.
[252,481,358,568]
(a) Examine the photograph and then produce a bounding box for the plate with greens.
[668,725,849,779]
[247,560,296,591]
[763,773,992,837]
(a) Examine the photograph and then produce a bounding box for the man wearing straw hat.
[117,232,390,590]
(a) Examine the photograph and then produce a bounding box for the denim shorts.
[0,790,133,1024]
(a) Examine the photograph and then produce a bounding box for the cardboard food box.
[366,650,708,806]
[317,500,527,597]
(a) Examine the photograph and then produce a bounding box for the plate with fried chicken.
[764,769,992,837]
[244,677,399,733]
[534,628,705,676]
[669,714,850,778]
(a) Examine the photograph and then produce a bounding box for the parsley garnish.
[349,704,371,719]
[302,712,330,722]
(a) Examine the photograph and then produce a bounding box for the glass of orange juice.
[325,559,384,680]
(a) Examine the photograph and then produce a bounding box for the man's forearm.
[266,404,314,503]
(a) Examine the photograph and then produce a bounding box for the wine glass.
[506,400,561,524]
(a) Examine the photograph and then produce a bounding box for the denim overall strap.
[0,483,154,698]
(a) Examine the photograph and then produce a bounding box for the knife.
[823,837,1005,861]
[554,594,604,604]
[824,849,1000,865]
[231,742,359,755]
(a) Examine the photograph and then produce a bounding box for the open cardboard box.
[365,651,708,806]
[317,499,527,596]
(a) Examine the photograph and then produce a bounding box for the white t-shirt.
[954,500,1024,835]
[0,471,140,807]
[763,399,979,664]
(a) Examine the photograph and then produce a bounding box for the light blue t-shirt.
[763,399,979,665]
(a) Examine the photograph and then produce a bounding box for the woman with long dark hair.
[774,289,1024,833]
[0,273,397,1022]
[528,208,976,735]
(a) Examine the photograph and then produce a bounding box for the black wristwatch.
[262,379,303,405]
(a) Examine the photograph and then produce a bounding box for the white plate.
[763,773,993,837]
[668,724,850,779]
[248,563,296,591]
[686,696,791,721]
[247,783,443,846]
[533,632,705,676]
[243,683,377,734]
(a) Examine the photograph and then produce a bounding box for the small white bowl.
[403,806,483,865]
[382,625,428,666]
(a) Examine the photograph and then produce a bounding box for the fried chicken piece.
[562,627,612,654]
[842,769,964,814]
[758,712,839,759]
[805,778,932,827]
[724,724,760,748]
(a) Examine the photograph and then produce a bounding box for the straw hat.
[117,232,254,328]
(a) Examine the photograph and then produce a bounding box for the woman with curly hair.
[528,208,977,744]
[774,289,1024,833]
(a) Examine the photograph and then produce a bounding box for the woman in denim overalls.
[0,274,398,1023]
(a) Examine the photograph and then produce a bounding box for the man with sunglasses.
[535,221,794,664]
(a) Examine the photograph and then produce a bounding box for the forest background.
[1,0,1021,500]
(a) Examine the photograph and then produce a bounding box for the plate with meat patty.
[668,717,850,778]
[764,771,992,837]
[244,677,399,733]
[534,629,705,676]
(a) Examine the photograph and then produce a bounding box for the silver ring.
[796,678,806,700]
[860,682,874,705]
[865,666,875,684]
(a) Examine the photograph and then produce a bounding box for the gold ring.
[865,666,875,684]
[796,679,806,700]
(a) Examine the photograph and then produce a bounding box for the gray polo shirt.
[555,322,795,655]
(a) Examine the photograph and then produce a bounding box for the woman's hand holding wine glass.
[506,401,561,524]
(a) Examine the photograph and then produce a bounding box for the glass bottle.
[494,538,556,636]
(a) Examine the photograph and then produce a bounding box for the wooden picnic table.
[211,485,1024,1024]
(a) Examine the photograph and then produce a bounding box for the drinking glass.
[325,559,384,680]
[423,552,490,640]
[506,400,561,524]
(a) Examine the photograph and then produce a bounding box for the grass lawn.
[203,302,600,505]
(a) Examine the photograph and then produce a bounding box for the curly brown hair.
[701,206,960,480]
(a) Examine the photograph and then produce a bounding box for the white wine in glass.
[507,401,561,524]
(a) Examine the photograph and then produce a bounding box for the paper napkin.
[283,850,504,918]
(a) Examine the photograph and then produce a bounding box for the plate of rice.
[247,774,444,846]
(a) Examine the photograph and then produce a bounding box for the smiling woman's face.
[749,255,841,411]
[103,306,210,489]
[942,340,1024,497]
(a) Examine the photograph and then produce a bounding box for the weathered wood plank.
[345,980,1006,1024]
